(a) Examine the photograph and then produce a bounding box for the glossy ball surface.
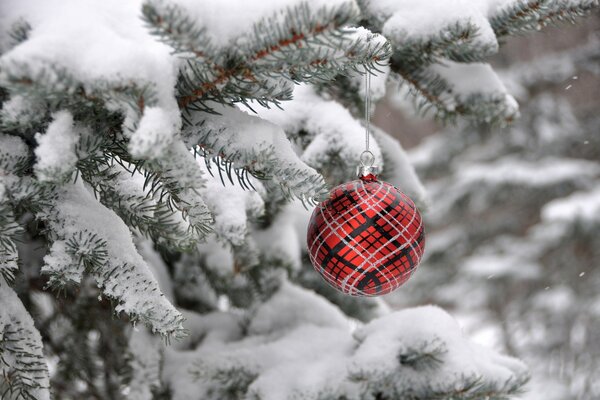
[307,175,425,296]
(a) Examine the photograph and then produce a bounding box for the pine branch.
[142,0,216,60]
[0,203,22,285]
[16,180,187,338]
[491,0,599,37]
[79,156,204,251]
[144,0,388,111]
[0,279,50,400]
[540,0,600,26]
[0,135,30,285]
[125,330,164,400]
[491,0,549,37]
[352,370,527,400]
[6,19,32,50]
[390,64,518,126]
[193,363,258,400]
[139,141,213,237]
[0,62,153,127]
[76,122,213,240]
[182,105,327,204]
[393,21,497,67]
[0,134,31,177]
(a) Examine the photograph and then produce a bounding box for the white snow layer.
[372,126,428,208]
[377,0,497,50]
[34,110,79,181]
[463,254,541,280]
[0,277,51,400]
[0,0,362,160]
[362,0,524,118]
[196,160,265,246]
[256,85,425,206]
[254,208,303,271]
[126,329,163,400]
[541,187,600,224]
[0,0,181,158]
[365,0,520,28]
[431,61,518,113]
[257,85,384,172]
[1,0,425,202]
[42,180,184,335]
[164,0,356,47]
[163,281,527,400]
[458,157,600,187]
[189,103,327,199]
[0,133,29,174]
[129,106,181,159]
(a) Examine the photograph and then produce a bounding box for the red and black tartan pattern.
[307,175,425,297]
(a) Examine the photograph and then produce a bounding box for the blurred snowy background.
[1,1,599,399]
[377,12,600,400]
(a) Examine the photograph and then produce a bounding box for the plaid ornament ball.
[307,174,425,296]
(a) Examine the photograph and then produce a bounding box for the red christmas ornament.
[306,173,425,297]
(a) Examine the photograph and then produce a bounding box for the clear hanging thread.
[359,72,377,177]
[364,71,371,153]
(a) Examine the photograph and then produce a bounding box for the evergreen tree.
[0,0,597,399]
[397,21,600,400]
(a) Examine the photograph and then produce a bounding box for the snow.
[34,110,79,181]
[408,132,451,168]
[128,106,180,159]
[541,187,600,223]
[0,0,181,158]
[365,0,519,24]
[434,62,506,95]
[108,165,154,218]
[43,180,184,335]
[177,309,244,350]
[257,84,384,175]
[431,61,518,114]
[463,254,541,280]
[42,240,85,285]
[248,281,349,335]
[126,330,162,400]
[136,238,175,301]
[253,207,303,271]
[0,94,45,127]
[353,305,528,391]
[378,0,498,51]
[161,282,528,400]
[186,103,326,200]
[196,160,264,246]
[0,133,29,174]
[531,286,575,313]
[372,126,428,208]
[458,157,600,187]
[0,277,51,400]
[195,237,235,277]
[165,0,356,48]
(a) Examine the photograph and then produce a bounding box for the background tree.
[0,0,597,399]
[389,18,600,400]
